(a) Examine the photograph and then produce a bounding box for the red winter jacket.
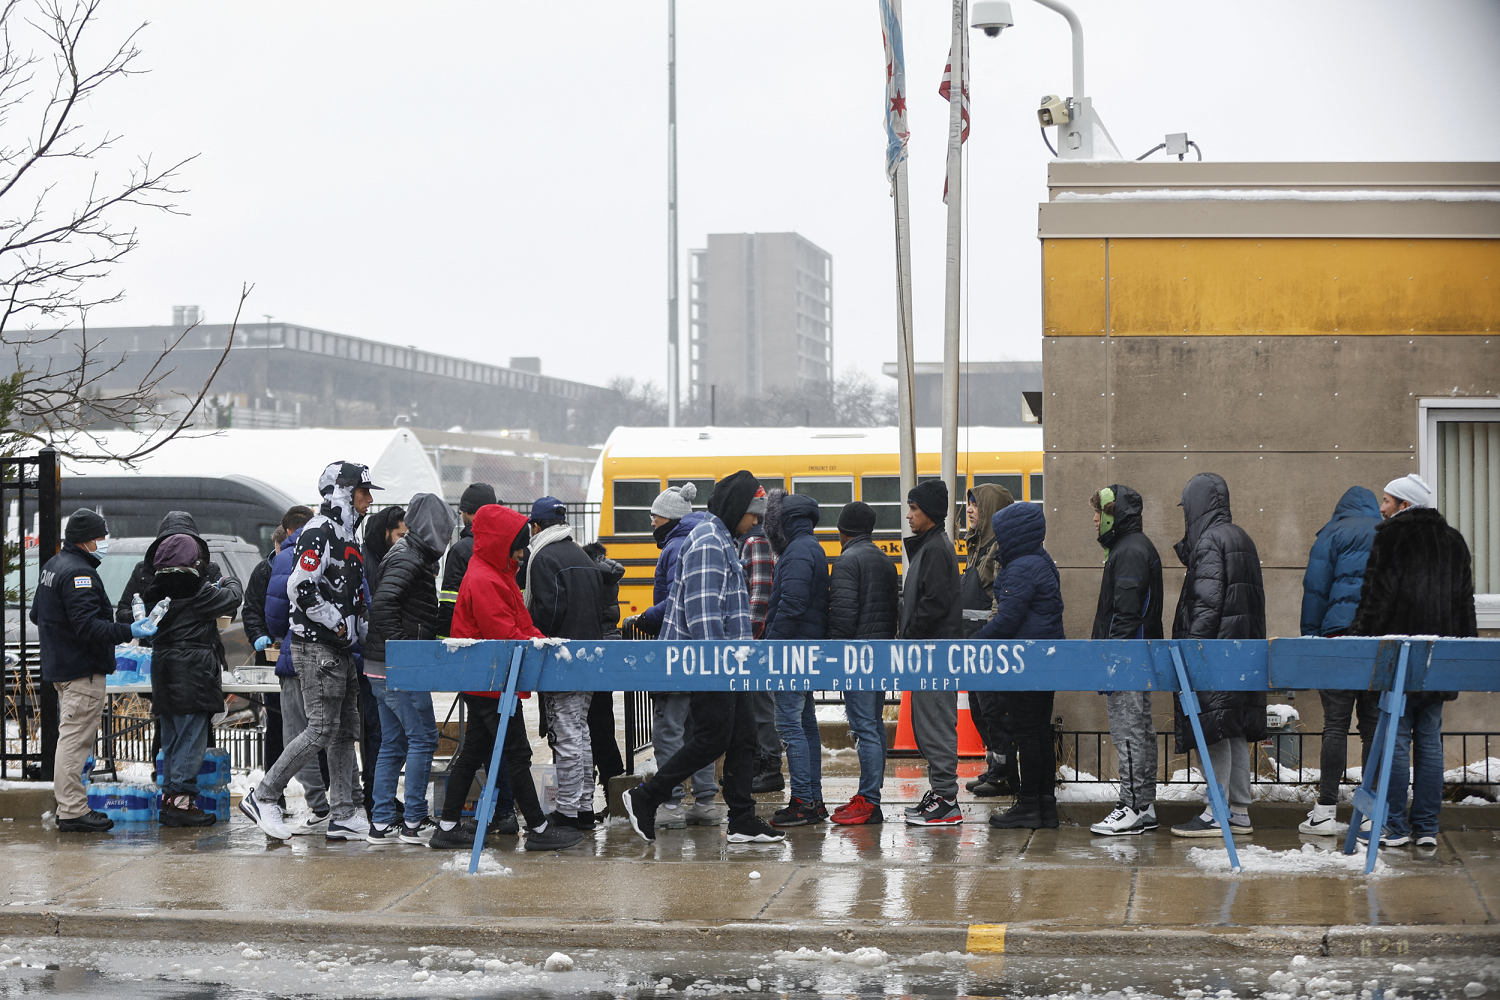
[451,504,542,697]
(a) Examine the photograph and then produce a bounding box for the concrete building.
[1037,160,1498,745]
[880,360,1042,427]
[688,232,833,403]
[13,321,622,446]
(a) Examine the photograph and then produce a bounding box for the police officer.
[30,509,157,833]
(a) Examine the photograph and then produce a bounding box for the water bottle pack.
[194,787,232,822]
[85,782,159,823]
[154,748,231,790]
[109,644,152,687]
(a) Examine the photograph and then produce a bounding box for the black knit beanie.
[460,482,497,515]
[708,470,760,535]
[837,501,878,535]
[64,508,108,545]
[907,479,949,523]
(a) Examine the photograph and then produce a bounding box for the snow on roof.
[1055,188,1500,203]
[598,425,1043,461]
[61,428,444,506]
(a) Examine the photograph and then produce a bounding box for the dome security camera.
[971,0,1014,36]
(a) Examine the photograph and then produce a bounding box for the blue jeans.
[160,712,211,798]
[842,691,886,803]
[652,693,718,803]
[1385,697,1444,837]
[368,675,437,828]
[774,691,823,803]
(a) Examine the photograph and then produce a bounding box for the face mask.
[94,538,109,556]
[1096,488,1115,537]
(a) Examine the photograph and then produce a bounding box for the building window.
[612,479,660,535]
[1420,399,1499,626]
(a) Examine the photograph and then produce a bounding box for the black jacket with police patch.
[30,543,133,683]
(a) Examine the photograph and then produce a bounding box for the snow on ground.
[773,946,891,968]
[438,851,513,876]
[1187,843,1396,878]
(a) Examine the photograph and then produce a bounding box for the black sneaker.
[905,792,962,827]
[726,813,785,843]
[771,796,824,828]
[623,784,656,843]
[428,823,474,851]
[399,817,437,845]
[57,809,114,833]
[160,798,216,828]
[524,822,584,852]
[365,823,397,846]
[751,769,785,794]
[487,811,520,837]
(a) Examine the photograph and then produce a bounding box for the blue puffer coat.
[638,511,708,633]
[1300,486,1382,637]
[265,526,302,677]
[763,494,829,640]
[974,502,1064,641]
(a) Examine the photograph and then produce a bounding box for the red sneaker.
[830,794,884,826]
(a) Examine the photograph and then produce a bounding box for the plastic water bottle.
[82,754,95,786]
[131,593,145,622]
[147,597,171,627]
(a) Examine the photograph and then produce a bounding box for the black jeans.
[440,694,544,830]
[588,691,624,787]
[1317,689,1381,805]
[1006,691,1056,799]
[970,691,1015,760]
[642,692,756,821]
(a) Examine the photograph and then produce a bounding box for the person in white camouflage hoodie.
[242,460,380,841]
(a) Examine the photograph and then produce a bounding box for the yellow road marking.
[965,923,1006,954]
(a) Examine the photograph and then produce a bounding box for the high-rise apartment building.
[688,232,832,402]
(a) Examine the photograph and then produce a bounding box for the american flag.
[938,32,969,203]
[880,0,909,193]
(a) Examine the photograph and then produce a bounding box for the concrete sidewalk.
[2,759,1497,959]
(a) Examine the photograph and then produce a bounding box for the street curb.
[16,908,1500,958]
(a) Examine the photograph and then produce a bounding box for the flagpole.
[666,0,680,426]
[940,0,967,523]
[881,0,917,558]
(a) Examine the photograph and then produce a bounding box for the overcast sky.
[64,1,1500,392]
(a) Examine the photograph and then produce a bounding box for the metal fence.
[1,447,60,780]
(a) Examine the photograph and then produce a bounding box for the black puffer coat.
[114,511,219,623]
[1171,473,1266,751]
[367,493,456,665]
[145,564,244,717]
[1090,485,1164,641]
[827,533,899,640]
[584,541,627,638]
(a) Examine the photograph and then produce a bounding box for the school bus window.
[612,479,660,535]
[974,473,1024,501]
[791,477,853,530]
[861,475,903,531]
[667,478,715,511]
[1030,473,1044,502]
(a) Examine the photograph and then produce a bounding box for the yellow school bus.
[586,425,1045,617]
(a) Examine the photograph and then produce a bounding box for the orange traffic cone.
[892,691,986,758]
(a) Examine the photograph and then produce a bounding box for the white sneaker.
[238,787,293,841]
[326,812,371,841]
[288,810,331,836]
[1298,803,1342,836]
[1090,803,1158,836]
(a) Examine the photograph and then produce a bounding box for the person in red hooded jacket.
[425,504,582,853]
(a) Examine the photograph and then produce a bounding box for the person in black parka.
[1088,484,1165,837]
[1168,473,1266,839]
[146,531,244,827]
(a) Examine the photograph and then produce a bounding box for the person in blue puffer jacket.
[975,501,1065,830]
[263,518,333,832]
[762,492,830,828]
[1297,485,1383,836]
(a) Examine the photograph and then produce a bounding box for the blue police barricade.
[389,636,1498,875]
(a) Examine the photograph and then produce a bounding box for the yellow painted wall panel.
[1104,238,1498,336]
[1042,239,1108,335]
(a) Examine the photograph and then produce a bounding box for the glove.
[130,619,157,640]
[253,635,273,652]
[621,615,640,633]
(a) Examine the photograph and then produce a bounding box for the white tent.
[61,428,444,506]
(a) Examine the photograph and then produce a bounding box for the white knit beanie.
[1383,473,1433,509]
[650,482,697,520]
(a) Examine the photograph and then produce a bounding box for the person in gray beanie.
[651,482,697,522]
[1380,474,1434,517]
